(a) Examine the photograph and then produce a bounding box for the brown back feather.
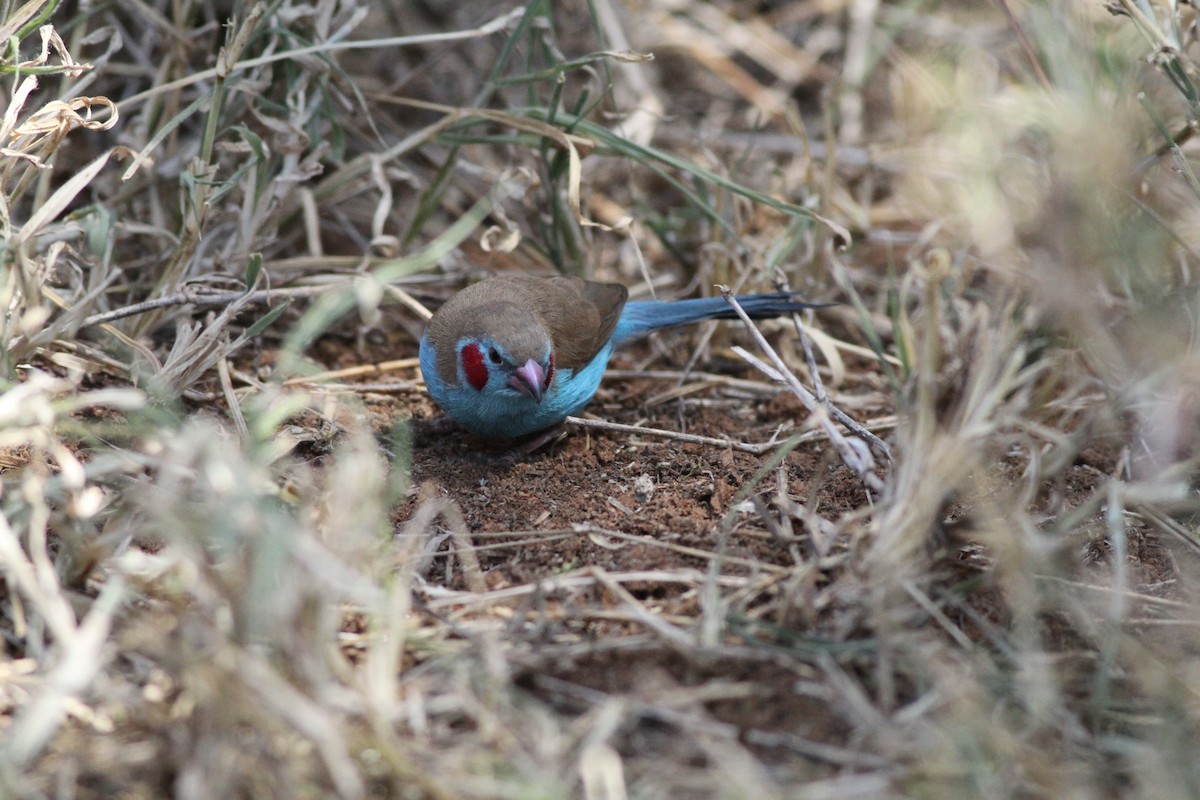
[426,276,629,382]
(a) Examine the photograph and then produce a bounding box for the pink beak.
[508,358,545,403]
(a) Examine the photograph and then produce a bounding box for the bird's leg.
[420,415,462,435]
[458,426,569,466]
[510,424,570,457]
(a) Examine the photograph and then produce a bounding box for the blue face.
[453,337,550,402]
[419,334,617,439]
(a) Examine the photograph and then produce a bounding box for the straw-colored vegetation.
[2,0,1199,797]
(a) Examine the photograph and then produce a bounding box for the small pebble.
[633,473,655,503]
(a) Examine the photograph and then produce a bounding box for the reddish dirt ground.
[352,319,882,581]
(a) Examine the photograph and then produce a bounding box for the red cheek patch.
[545,353,555,389]
[461,343,488,390]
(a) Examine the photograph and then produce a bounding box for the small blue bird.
[419,275,822,440]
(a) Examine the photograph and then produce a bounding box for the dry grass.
[3,0,1200,797]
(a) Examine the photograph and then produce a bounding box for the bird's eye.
[488,347,502,365]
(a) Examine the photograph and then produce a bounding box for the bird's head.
[455,327,555,404]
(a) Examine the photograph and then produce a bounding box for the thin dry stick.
[578,526,790,574]
[282,358,421,386]
[79,283,340,329]
[425,534,574,561]
[1133,505,1200,558]
[772,274,891,458]
[423,569,755,612]
[565,415,787,454]
[588,567,695,648]
[439,499,487,595]
[839,0,879,144]
[115,8,525,112]
[217,358,248,440]
[605,368,783,394]
[642,380,748,407]
[310,381,422,394]
[718,286,882,491]
[383,284,433,322]
[1036,574,1190,609]
[566,412,895,453]
[993,0,1051,90]
[902,580,974,650]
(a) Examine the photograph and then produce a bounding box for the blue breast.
[420,335,616,439]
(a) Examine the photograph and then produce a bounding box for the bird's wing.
[525,276,628,371]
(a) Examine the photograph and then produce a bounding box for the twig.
[423,566,756,612]
[718,286,883,491]
[282,358,421,386]
[605,368,777,387]
[993,0,1052,91]
[589,567,695,647]
[577,527,790,574]
[382,284,434,323]
[771,275,891,459]
[116,8,524,112]
[566,415,783,454]
[840,0,880,144]
[311,381,422,394]
[566,413,895,453]
[79,283,341,329]
[1036,574,1190,609]
[440,500,487,595]
[1134,504,1200,558]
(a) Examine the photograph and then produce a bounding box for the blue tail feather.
[612,292,822,345]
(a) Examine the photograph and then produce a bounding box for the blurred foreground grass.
[3,1,1200,798]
